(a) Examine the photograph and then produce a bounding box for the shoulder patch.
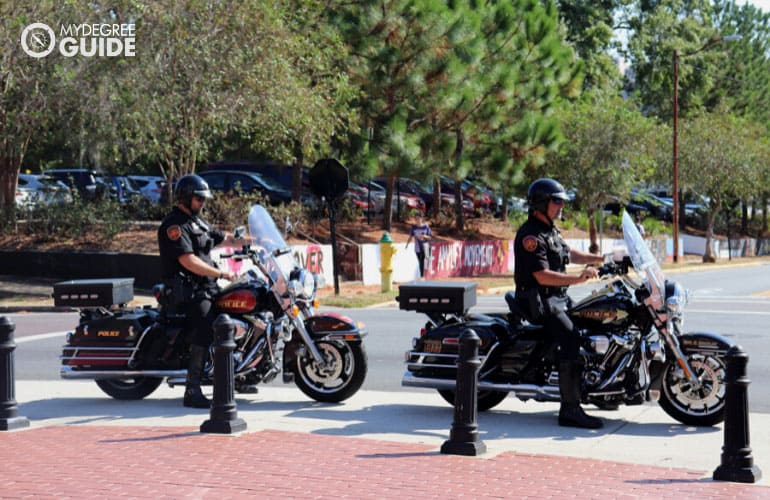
[522,235,538,252]
[166,225,182,241]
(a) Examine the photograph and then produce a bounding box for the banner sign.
[426,240,510,278]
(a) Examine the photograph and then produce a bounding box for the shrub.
[16,195,127,243]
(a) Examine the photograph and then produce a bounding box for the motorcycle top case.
[397,281,476,314]
[53,278,134,308]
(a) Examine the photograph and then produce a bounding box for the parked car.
[100,175,143,203]
[16,173,73,207]
[198,169,299,205]
[364,179,426,216]
[45,169,109,201]
[603,191,672,221]
[127,175,164,203]
[205,160,312,194]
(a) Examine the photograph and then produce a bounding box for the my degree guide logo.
[21,22,136,58]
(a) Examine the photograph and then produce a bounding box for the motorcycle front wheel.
[437,390,509,412]
[95,377,163,400]
[294,340,367,403]
[658,353,727,426]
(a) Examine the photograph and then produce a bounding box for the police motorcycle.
[400,211,731,426]
[58,204,368,403]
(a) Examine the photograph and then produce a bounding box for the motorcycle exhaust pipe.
[401,372,561,401]
[60,367,186,380]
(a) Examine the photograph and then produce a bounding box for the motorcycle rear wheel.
[437,390,509,412]
[95,377,163,400]
[294,340,367,403]
[658,353,727,427]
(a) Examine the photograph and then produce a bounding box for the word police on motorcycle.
[20,22,136,58]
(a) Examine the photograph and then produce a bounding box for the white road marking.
[15,331,69,344]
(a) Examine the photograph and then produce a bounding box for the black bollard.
[441,328,486,456]
[0,316,30,431]
[713,345,762,483]
[200,314,247,434]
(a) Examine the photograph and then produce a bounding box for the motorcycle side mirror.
[618,256,633,274]
[233,226,246,240]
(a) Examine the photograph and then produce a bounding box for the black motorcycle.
[400,211,731,426]
[58,205,367,403]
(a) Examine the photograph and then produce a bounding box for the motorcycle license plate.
[423,340,442,353]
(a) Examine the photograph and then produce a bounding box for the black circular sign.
[309,159,349,200]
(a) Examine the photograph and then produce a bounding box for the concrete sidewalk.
[3,381,767,498]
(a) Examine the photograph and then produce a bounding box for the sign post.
[309,159,349,295]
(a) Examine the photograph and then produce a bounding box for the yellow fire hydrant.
[379,232,397,292]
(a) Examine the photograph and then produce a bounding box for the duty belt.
[541,286,568,298]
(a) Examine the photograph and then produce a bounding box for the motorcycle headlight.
[665,280,688,317]
[290,269,316,300]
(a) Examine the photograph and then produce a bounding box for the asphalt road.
[9,263,770,412]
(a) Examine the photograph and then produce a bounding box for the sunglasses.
[193,194,207,203]
[550,198,565,206]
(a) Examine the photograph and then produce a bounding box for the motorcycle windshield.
[621,211,665,310]
[247,205,289,253]
[247,204,293,308]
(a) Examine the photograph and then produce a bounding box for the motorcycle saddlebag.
[62,310,155,369]
[68,311,154,347]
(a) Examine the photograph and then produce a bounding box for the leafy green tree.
[623,0,725,120]
[329,0,446,230]
[334,0,581,231]
[679,110,758,261]
[108,0,346,204]
[555,0,627,90]
[466,0,582,225]
[546,89,660,251]
[710,0,770,126]
[0,3,68,212]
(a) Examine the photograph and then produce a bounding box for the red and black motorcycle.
[58,205,367,403]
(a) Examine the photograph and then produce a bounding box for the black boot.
[183,345,211,409]
[558,361,603,429]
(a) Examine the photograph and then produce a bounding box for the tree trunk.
[382,170,396,232]
[453,129,465,232]
[587,208,598,254]
[500,186,509,223]
[0,155,22,208]
[432,177,441,219]
[292,139,303,202]
[741,199,748,235]
[703,211,717,263]
[454,179,464,232]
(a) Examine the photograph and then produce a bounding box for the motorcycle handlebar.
[598,257,632,277]
[598,263,619,277]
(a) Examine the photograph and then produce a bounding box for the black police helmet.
[174,174,212,209]
[527,178,569,214]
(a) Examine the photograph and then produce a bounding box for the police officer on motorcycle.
[158,174,247,408]
[513,178,605,429]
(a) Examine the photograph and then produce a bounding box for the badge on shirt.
[523,235,538,252]
[167,225,182,241]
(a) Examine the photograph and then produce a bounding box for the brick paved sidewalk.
[0,426,764,499]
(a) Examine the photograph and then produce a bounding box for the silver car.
[16,173,73,207]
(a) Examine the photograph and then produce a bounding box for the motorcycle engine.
[582,331,635,387]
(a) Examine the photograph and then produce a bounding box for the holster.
[515,288,545,323]
[164,275,197,312]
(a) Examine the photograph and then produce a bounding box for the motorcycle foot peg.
[283,372,295,383]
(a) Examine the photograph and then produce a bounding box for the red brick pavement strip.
[0,426,765,499]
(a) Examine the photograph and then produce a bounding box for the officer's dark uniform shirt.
[514,216,570,298]
[158,207,224,286]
